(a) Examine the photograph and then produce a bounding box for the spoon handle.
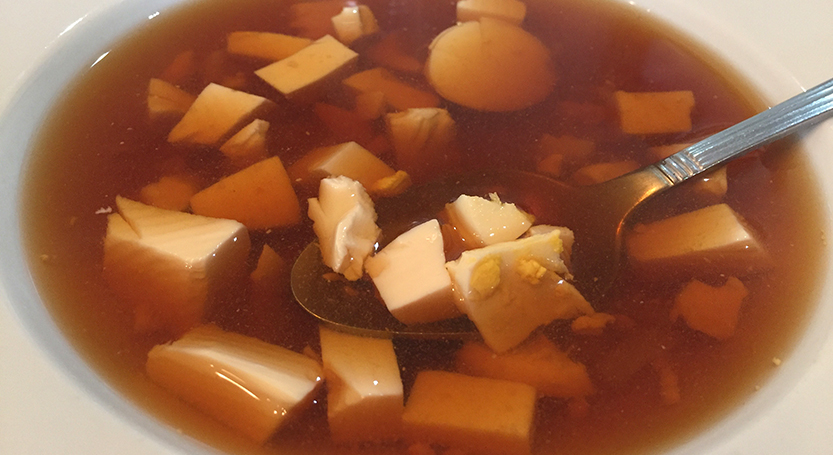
[656,77,833,184]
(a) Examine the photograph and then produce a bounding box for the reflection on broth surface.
[20,0,826,454]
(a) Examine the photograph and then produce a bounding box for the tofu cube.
[255,35,358,102]
[331,5,380,46]
[167,83,273,146]
[571,160,639,186]
[626,203,772,277]
[319,327,404,442]
[386,107,457,181]
[455,335,594,398]
[615,90,695,135]
[147,78,196,121]
[403,370,536,455]
[219,119,270,168]
[146,324,323,444]
[308,176,380,281]
[354,90,388,120]
[138,175,199,212]
[344,67,440,111]
[445,228,593,352]
[103,197,250,335]
[226,31,312,61]
[444,193,533,248]
[457,0,527,25]
[670,277,749,340]
[365,220,459,324]
[288,141,395,189]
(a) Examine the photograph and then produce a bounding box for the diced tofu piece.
[250,244,287,302]
[456,335,594,398]
[368,170,412,198]
[319,327,404,442]
[103,197,250,335]
[313,102,374,144]
[147,78,196,121]
[445,228,593,352]
[572,160,639,186]
[255,35,358,102]
[354,91,388,120]
[288,141,395,189]
[344,67,440,111]
[538,134,595,166]
[571,312,617,336]
[626,204,772,277]
[219,119,270,168]
[649,142,728,199]
[139,175,199,211]
[444,193,533,248]
[366,32,423,74]
[146,324,323,444]
[425,18,556,112]
[167,83,272,146]
[159,50,197,85]
[386,107,456,181]
[536,153,563,177]
[190,156,301,230]
[290,0,344,39]
[365,220,459,324]
[670,277,748,340]
[226,31,312,61]
[331,5,380,46]
[403,370,536,455]
[457,0,527,25]
[615,90,695,135]
[308,176,380,280]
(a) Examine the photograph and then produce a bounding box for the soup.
[21,0,827,454]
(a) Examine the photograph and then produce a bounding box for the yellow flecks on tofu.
[385,107,457,181]
[368,170,412,198]
[572,160,639,186]
[425,18,556,112]
[571,312,617,335]
[344,67,440,111]
[469,255,502,300]
[319,327,404,442]
[255,35,358,102]
[190,156,301,230]
[626,204,772,278]
[219,119,270,168]
[365,220,459,324]
[615,90,695,135]
[456,0,527,25]
[139,175,199,212]
[103,197,250,336]
[167,83,273,146]
[146,324,323,444]
[289,0,344,39]
[456,335,594,398]
[308,176,380,281]
[366,32,423,74]
[444,193,534,248]
[670,276,749,340]
[226,31,312,61]
[515,258,546,284]
[331,5,380,46]
[446,228,592,352]
[147,78,196,121]
[403,370,536,455]
[288,141,395,189]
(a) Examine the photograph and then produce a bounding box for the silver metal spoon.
[291,77,833,338]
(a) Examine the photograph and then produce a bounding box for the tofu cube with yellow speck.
[444,193,534,248]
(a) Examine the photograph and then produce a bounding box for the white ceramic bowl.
[1,0,832,454]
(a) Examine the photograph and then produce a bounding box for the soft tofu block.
[615,90,695,135]
[255,35,358,102]
[146,324,323,444]
[457,0,527,25]
[365,220,459,324]
[670,277,749,340]
[343,67,440,111]
[456,335,594,398]
[219,119,270,168]
[308,176,380,280]
[331,5,380,46]
[572,160,639,186]
[403,370,536,455]
[288,141,395,189]
[190,156,301,230]
[226,31,312,61]
[626,203,772,277]
[319,327,404,442]
[445,228,593,352]
[354,90,388,120]
[167,83,273,146]
[445,193,533,248]
[147,78,196,121]
[103,197,250,335]
[385,107,456,181]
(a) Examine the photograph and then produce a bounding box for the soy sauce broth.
[20,0,827,454]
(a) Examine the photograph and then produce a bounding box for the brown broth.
[20,0,827,454]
